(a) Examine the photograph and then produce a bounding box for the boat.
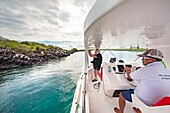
[71,0,170,113]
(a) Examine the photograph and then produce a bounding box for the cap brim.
[137,54,146,57]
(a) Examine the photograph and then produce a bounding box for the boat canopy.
[84,0,170,49]
[84,0,170,68]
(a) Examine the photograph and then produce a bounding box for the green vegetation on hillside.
[108,48,146,51]
[78,48,146,52]
[0,36,77,53]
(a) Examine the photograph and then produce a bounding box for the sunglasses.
[142,57,151,60]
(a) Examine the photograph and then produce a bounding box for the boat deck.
[87,66,136,113]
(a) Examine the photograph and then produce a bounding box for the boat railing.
[70,74,83,113]
[70,71,90,113]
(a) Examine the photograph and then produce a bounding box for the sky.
[0,0,95,49]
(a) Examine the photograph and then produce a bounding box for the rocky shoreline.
[0,47,75,71]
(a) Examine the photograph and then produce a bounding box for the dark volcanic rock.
[0,47,73,71]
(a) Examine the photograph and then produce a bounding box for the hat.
[138,49,164,59]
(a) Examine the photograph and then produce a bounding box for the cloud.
[0,0,95,49]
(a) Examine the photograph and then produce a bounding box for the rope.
[75,103,81,113]
[101,43,119,61]
[93,82,100,92]
[133,56,139,63]
[161,60,167,68]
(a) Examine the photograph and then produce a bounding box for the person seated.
[114,49,170,113]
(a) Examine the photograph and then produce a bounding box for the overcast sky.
[0,0,95,49]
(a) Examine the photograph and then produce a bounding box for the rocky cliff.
[0,47,73,71]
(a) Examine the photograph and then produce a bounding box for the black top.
[93,53,102,66]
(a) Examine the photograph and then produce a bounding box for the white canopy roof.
[84,0,170,49]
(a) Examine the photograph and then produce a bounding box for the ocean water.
[0,51,142,113]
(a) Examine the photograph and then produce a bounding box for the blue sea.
[0,51,142,113]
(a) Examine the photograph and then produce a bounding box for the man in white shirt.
[114,49,170,113]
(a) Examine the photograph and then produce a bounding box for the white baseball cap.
[138,49,164,60]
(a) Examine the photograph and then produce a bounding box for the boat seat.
[132,94,170,113]
[153,97,170,106]
[102,62,134,97]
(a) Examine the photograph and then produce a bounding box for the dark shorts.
[93,64,101,70]
[122,89,134,102]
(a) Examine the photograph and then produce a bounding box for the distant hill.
[0,36,78,71]
[0,36,77,53]
[39,40,83,49]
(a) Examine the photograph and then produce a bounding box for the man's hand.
[88,50,93,57]
[125,67,132,73]
[125,67,132,78]
[88,50,97,58]
[94,55,97,58]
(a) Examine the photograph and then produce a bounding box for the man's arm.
[88,50,97,58]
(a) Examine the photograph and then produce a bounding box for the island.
[0,36,77,71]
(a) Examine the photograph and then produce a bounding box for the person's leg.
[94,70,98,79]
[92,63,101,82]
[96,70,100,76]
[92,69,98,82]
[114,89,134,113]
[95,64,101,78]
[114,92,126,113]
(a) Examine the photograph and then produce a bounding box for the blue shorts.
[122,89,134,102]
